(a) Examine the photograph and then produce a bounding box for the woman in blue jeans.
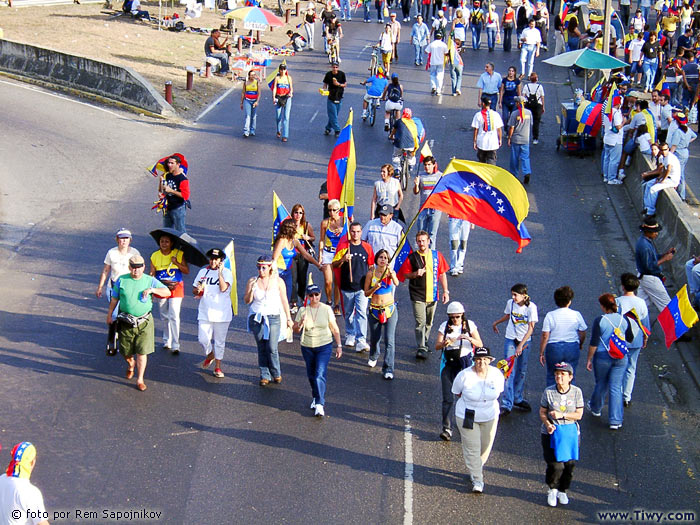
[539,286,588,386]
[586,293,634,430]
[271,64,293,142]
[293,284,342,417]
[244,255,293,386]
[364,249,400,380]
[641,32,661,93]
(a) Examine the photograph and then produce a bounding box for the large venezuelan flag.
[272,191,290,243]
[327,110,356,219]
[223,240,239,316]
[421,159,531,253]
[575,100,603,136]
[657,285,699,348]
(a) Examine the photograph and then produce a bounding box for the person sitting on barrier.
[204,29,230,77]
[126,0,150,20]
[685,255,700,309]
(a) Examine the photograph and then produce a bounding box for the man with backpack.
[468,1,485,50]
[383,73,404,130]
[522,72,544,144]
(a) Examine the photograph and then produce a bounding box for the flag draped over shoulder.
[575,100,603,136]
[272,191,290,243]
[639,108,657,143]
[657,285,699,348]
[266,60,286,89]
[603,82,621,121]
[327,111,357,219]
[223,240,239,315]
[421,159,531,252]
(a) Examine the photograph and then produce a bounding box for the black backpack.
[387,84,402,102]
[470,9,482,25]
[524,84,540,108]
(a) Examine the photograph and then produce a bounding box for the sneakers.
[532,138,539,144]
[607,179,623,185]
[472,481,484,493]
[547,488,559,507]
[345,335,356,347]
[362,110,368,120]
[557,491,569,505]
[310,399,316,410]
[384,121,390,131]
[202,354,214,369]
[213,368,224,378]
[439,428,452,441]
[618,168,626,179]
[314,404,325,417]
[368,358,378,368]
[383,372,394,380]
[499,407,511,417]
[416,349,428,360]
[356,340,370,352]
[586,401,601,417]
[514,400,532,412]
[609,424,622,430]
[524,174,530,184]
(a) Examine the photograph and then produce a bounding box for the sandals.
[333,304,341,316]
[125,358,135,379]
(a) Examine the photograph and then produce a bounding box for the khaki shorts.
[119,314,155,357]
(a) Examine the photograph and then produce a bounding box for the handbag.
[276,94,290,107]
[550,423,579,462]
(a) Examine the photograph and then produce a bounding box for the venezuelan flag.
[266,60,287,90]
[640,108,657,143]
[148,153,188,177]
[655,75,672,99]
[327,110,356,220]
[657,285,699,348]
[575,100,603,136]
[418,140,433,164]
[421,159,531,253]
[603,82,621,121]
[590,76,605,103]
[393,234,412,273]
[607,327,629,359]
[272,191,290,243]
[223,240,238,316]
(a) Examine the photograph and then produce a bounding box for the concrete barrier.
[0,38,175,118]
[626,150,700,290]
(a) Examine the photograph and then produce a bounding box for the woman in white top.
[435,301,482,442]
[193,248,233,379]
[485,4,500,52]
[293,283,342,417]
[96,228,141,354]
[379,23,394,73]
[370,164,404,223]
[539,286,587,387]
[451,347,505,493]
[492,283,538,415]
[244,254,292,386]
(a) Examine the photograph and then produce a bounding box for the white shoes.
[547,488,558,507]
[356,340,370,352]
[345,335,356,347]
[472,481,484,493]
[314,404,325,417]
[368,358,378,368]
[383,372,394,380]
[532,139,539,144]
[607,179,623,185]
[558,491,569,505]
[310,399,316,410]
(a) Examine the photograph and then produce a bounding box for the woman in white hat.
[451,346,504,493]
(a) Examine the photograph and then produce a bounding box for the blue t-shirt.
[502,78,520,104]
[365,76,389,97]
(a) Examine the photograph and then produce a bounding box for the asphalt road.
[0,17,698,525]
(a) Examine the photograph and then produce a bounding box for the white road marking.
[309,109,320,123]
[404,414,414,525]
[170,430,199,436]
[0,78,127,119]
[357,43,372,58]
[194,86,236,123]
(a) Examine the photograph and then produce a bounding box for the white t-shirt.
[503,299,538,341]
[438,319,478,357]
[425,39,448,64]
[522,82,544,104]
[485,11,499,28]
[542,307,587,343]
[471,109,504,151]
[628,39,645,62]
[380,31,393,53]
[637,132,652,152]
[195,267,234,322]
[0,475,47,525]
[374,178,401,207]
[603,108,624,146]
[521,26,542,45]
[452,366,505,422]
[662,152,682,186]
[104,246,141,283]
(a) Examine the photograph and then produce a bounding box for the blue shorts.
[623,138,637,154]
[630,61,642,74]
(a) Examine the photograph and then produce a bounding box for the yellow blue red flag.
[327,110,356,219]
[272,191,290,243]
[223,240,238,315]
[657,285,699,348]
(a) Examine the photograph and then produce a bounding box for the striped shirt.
[541,307,587,343]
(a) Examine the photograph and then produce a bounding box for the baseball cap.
[553,362,574,375]
[206,248,226,260]
[116,228,132,239]
[129,254,145,267]
[305,283,321,295]
[378,204,394,216]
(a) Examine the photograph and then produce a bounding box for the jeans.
[341,289,369,343]
[364,2,371,21]
[503,26,513,51]
[685,258,700,297]
[622,346,641,402]
[486,26,497,50]
[602,142,622,182]
[676,150,689,201]
[377,4,384,22]
[208,52,229,74]
[483,92,498,110]
[326,99,342,133]
[544,341,580,386]
[340,0,351,18]
[279,268,293,303]
[471,24,482,49]
[157,297,182,350]
[642,57,658,92]
[275,99,292,139]
[301,342,333,406]
[304,22,315,49]
[509,142,531,178]
[163,204,186,233]
[448,218,470,272]
[520,43,537,77]
[412,300,436,351]
[413,43,423,64]
[502,99,515,124]
[589,351,628,425]
[421,1,430,20]
[643,178,677,215]
[501,338,530,410]
[243,99,257,136]
[429,65,445,92]
[415,208,442,247]
[249,314,281,380]
[441,365,461,430]
[450,63,463,94]
[368,307,398,373]
[640,5,649,21]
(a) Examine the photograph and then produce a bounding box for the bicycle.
[327,36,340,64]
[367,95,381,126]
[368,45,380,77]
[397,149,414,191]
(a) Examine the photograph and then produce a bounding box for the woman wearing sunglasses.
[290,204,316,312]
[363,249,400,380]
[244,255,293,386]
[293,284,343,417]
[319,199,345,315]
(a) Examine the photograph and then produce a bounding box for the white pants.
[449,218,471,272]
[430,64,445,92]
[456,416,499,484]
[198,320,231,360]
[638,274,671,312]
[157,297,182,349]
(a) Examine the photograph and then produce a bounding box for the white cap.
[116,228,132,239]
[446,301,465,315]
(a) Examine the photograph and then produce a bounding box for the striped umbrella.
[224,6,285,30]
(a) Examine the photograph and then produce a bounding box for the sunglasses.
[329,208,340,212]
[129,264,144,269]
[309,292,321,297]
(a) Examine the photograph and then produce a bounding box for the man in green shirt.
[107,254,170,391]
